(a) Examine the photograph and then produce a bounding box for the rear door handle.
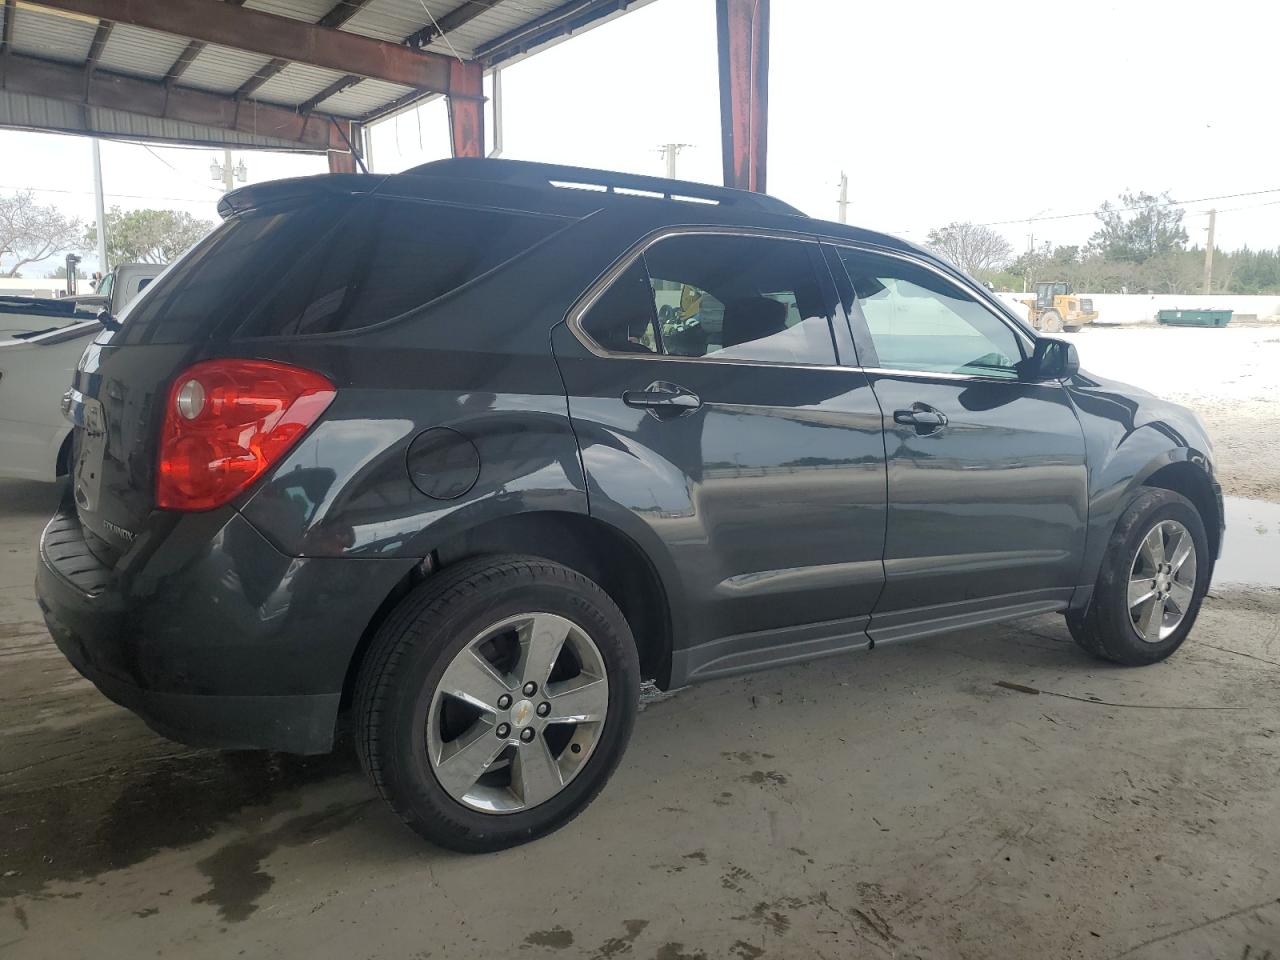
[893,405,948,434]
[623,381,702,417]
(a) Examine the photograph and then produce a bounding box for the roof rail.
[402,158,805,217]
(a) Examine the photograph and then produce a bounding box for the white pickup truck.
[0,264,163,482]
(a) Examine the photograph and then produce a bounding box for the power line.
[1213,198,1280,215]
[140,145,223,195]
[0,183,218,205]
[974,187,1280,229]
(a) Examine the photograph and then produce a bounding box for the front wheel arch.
[1139,460,1221,560]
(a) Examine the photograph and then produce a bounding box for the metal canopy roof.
[0,0,654,151]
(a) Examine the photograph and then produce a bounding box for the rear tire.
[354,555,639,852]
[1067,488,1209,665]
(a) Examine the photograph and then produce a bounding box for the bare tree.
[925,221,1014,277]
[0,191,83,278]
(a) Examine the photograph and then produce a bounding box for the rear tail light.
[157,359,335,511]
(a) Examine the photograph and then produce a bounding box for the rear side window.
[121,198,562,344]
[579,233,838,366]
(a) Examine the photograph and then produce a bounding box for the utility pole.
[1203,208,1216,294]
[1022,208,1050,294]
[211,150,247,193]
[660,143,690,179]
[836,171,849,224]
[91,139,108,275]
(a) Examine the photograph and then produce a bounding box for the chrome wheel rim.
[1128,519,1197,643]
[426,613,609,814]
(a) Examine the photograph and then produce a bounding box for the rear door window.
[121,198,563,343]
[579,233,839,366]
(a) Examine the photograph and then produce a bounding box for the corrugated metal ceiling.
[10,4,96,64]
[0,0,654,148]
[98,24,193,80]
[0,90,323,150]
[318,77,417,117]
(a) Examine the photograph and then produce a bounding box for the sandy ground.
[1062,324,1280,502]
[3,485,1280,957]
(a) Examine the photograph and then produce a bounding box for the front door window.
[835,249,1024,379]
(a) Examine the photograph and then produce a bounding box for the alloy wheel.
[1127,519,1197,643]
[426,613,609,813]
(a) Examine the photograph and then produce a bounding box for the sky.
[1,0,1278,277]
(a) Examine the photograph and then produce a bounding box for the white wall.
[0,279,63,299]
[993,293,1280,325]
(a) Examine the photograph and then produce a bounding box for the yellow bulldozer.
[1020,281,1098,333]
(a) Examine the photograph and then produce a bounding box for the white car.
[0,264,162,482]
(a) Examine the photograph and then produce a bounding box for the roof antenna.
[331,118,370,174]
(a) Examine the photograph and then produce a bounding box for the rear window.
[120,198,563,344]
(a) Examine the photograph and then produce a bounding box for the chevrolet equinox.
[37,159,1223,852]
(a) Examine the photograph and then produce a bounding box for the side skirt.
[867,588,1073,646]
[670,615,871,686]
[668,588,1075,687]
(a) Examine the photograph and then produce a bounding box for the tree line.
[0,190,211,278]
[926,191,1280,295]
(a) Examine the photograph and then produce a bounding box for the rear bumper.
[36,506,417,754]
[46,620,339,753]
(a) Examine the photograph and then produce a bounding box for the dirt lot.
[2,324,1279,959]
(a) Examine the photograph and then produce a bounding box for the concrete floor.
[2,478,1278,960]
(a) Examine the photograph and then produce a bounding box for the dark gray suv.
[37,159,1222,852]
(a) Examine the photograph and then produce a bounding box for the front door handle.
[623,381,702,418]
[893,405,949,434]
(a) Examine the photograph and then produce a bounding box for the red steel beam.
[715,0,769,193]
[26,0,453,93]
[447,58,484,158]
[0,52,346,149]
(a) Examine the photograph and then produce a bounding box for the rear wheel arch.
[341,510,675,711]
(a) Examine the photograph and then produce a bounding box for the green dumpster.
[1156,309,1233,327]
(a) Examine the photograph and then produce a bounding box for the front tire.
[1067,488,1209,665]
[1041,309,1064,333]
[354,555,640,852]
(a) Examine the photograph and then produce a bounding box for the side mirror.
[96,308,120,331]
[1019,337,1079,381]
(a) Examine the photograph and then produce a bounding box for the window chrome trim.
[565,224,1041,380]
[858,366,1023,383]
[565,224,845,369]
